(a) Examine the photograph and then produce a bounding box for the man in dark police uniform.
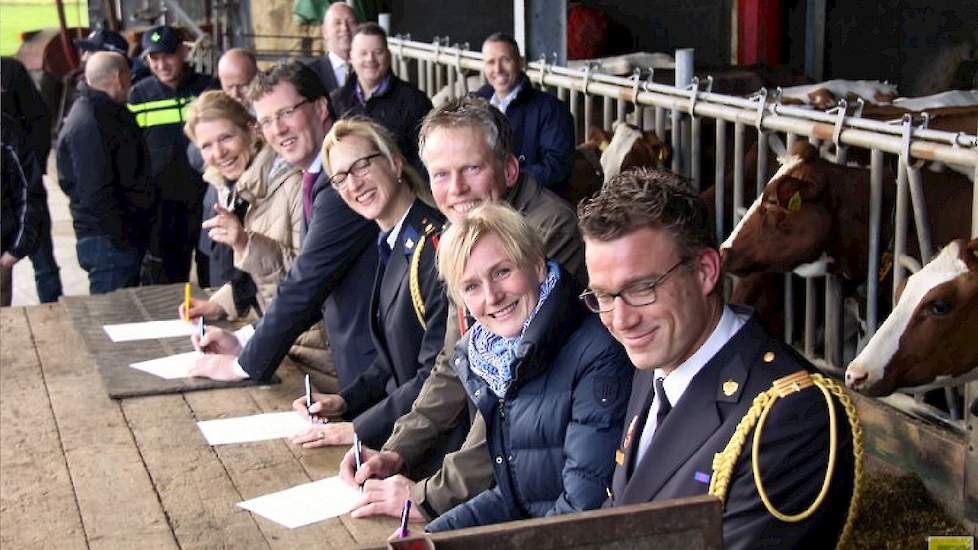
[578,168,856,550]
[128,25,216,284]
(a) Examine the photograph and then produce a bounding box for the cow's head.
[597,122,671,183]
[846,238,978,396]
[720,141,833,274]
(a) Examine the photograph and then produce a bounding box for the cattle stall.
[384,35,978,524]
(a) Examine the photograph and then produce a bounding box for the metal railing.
[388,36,978,430]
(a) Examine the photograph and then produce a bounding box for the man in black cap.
[128,25,216,285]
[73,29,150,84]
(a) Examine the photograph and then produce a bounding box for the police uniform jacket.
[128,68,215,204]
[427,266,631,531]
[609,305,855,550]
[339,199,459,451]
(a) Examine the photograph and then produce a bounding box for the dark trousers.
[28,205,63,302]
[77,235,141,294]
[158,199,202,284]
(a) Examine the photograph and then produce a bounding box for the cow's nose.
[845,365,868,389]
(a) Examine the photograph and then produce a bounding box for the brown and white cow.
[719,141,972,284]
[779,80,899,110]
[565,123,670,207]
[845,238,978,396]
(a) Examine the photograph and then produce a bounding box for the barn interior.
[5,0,978,547]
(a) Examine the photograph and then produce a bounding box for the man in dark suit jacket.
[190,60,378,387]
[306,2,356,94]
[578,169,855,550]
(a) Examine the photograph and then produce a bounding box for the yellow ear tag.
[787,191,802,212]
[598,140,609,153]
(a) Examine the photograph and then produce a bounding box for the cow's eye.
[925,300,952,316]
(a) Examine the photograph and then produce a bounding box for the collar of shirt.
[490,81,523,114]
[328,51,348,86]
[654,305,749,408]
[306,152,324,175]
[355,73,392,106]
[385,204,412,250]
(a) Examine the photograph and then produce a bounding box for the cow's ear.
[588,126,612,145]
[773,176,805,206]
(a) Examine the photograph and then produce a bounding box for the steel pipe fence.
[389,36,978,429]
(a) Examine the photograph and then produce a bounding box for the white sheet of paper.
[130,351,202,379]
[103,319,197,342]
[197,411,312,445]
[237,476,362,528]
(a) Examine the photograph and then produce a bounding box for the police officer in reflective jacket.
[128,25,217,284]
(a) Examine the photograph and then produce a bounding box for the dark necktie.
[377,230,392,271]
[302,170,318,222]
[654,376,671,428]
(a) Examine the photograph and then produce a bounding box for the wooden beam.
[0,307,87,550]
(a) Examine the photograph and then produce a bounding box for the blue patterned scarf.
[467,261,560,398]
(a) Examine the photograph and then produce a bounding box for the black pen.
[304,374,313,418]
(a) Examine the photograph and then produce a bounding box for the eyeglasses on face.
[256,98,311,131]
[579,258,690,313]
[329,152,384,189]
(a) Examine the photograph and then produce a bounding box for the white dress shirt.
[329,51,349,88]
[489,82,523,114]
[635,306,748,461]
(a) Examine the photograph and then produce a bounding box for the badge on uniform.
[722,379,739,397]
[617,415,639,465]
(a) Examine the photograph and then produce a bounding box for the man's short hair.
[578,168,716,259]
[352,21,388,48]
[482,32,521,58]
[437,201,544,305]
[247,59,328,105]
[418,96,512,162]
[85,51,128,90]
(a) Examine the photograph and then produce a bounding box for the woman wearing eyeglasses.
[180,91,329,379]
[290,118,462,463]
[424,202,631,532]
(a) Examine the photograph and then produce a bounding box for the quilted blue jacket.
[428,265,631,531]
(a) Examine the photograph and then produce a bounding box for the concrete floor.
[10,154,89,306]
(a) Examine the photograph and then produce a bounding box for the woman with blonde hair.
[181,90,331,388]
[290,118,463,470]
[425,201,631,532]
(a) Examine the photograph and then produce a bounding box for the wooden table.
[1,302,400,549]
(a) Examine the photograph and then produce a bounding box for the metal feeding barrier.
[388,35,978,431]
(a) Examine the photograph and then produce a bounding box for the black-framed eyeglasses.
[329,152,384,189]
[579,258,690,313]
[256,98,311,131]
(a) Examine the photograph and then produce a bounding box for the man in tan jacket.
[339,96,584,521]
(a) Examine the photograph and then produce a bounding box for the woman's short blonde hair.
[184,90,257,145]
[322,117,426,197]
[437,202,544,305]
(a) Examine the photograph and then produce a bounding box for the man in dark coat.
[1,55,63,303]
[331,22,432,175]
[578,168,856,550]
[473,33,575,192]
[306,2,357,94]
[0,113,46,306]
[128,25,216,284]
[57,52,157,294]
[189,60,378,392]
